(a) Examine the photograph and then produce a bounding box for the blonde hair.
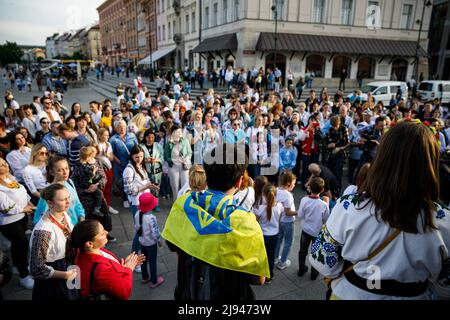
[189,164,207,192]
[129,113,147,131]
[29,143,47,165]
[79,146,97,162]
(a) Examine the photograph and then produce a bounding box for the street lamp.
[271,5,278,74]
[415,0,432,82]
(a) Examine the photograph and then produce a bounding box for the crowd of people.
[0,63,449,301]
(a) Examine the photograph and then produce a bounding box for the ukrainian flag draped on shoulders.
[162,190,270,278]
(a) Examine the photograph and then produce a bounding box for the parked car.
[356,81,408,105]
[418,80,450,104]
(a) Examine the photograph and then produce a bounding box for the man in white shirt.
[37,97,61,131]
[225,67,234,90]
[89,101,102,126]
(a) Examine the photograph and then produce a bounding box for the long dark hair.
[254,176,269,209]
[9,130,25,151]
[129,145,145,180]
[359,121,440,233]
[263,183,276,221]
[65,220,100,264]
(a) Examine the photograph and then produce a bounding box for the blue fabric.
[33,179,85,226]
[224,129,246,144]
[275,221,294,264]
[279,146,297,172]
[130,205,141,254]
[110,133,138,173]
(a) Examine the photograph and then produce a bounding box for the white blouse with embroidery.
[309,194,450,300]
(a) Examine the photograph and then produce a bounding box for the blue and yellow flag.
[162,190,270,278]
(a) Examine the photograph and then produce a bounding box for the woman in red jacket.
[298,114,321,188]
[66,220,145,299]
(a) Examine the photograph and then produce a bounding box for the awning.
[256,32,427,57]
[193,33,238,53]
[138,46,176,65]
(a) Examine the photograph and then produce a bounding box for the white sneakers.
[109,206,119,214]
[134,265,141,273]
[123,201,130,208]
[276,259,291,270]
[19,275,34,290]
[274,256,281,265]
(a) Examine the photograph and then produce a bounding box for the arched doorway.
[332,55,352,78]
[226,54,235,68]
[357,56,376,79]
[265,52,287,83]
[391,58,408,81]
[305,54,325,77]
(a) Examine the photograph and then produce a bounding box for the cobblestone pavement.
[0,77,332,300]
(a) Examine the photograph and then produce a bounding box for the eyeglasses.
[38,151,49,156]
[43,102,51,105]
[233,123,240,127]
[41,121,50,124]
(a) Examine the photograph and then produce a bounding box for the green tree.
[0,41,24,67]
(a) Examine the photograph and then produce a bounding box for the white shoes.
[134,265,141,273]
[276,259,291,270]
[19,275,34,290]
[123,201,130,208]
[109,206,119,214]
[274,256,281,265]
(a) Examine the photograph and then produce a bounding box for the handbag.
[324,228,401,300]
[84,262,112,300]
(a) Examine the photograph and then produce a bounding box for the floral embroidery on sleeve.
[311,225,343,268]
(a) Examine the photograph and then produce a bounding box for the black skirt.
[32,259,80,301]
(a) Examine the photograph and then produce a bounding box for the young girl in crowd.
[253,183,284,283]
[233,170,255,212]
[297,177,329,280]
[274,172,297,270]
[97,128,118,214]
[134,192,164,288]
[177,164,207,197]
[279,136,298,174]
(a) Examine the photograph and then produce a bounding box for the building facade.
[45,34,59,59]
[85,24,102,61]
[152,0,200,72]
[154,0,432,84]
[97,0,128,67]
[428,0,450,80]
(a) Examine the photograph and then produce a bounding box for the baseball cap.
[138,192,158,213]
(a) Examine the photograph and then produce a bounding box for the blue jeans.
[275,221,294,264]
[141,244,158,284]
[130,205,141,254]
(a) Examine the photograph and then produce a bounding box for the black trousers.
[298,231,318,277]
[264,234,279,279]
[0,216,29,278]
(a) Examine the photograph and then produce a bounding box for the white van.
[418,80,450,104]
[349,81,408,105]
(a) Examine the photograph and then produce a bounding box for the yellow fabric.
[330,294,342,300]
[99,116,112,129]
[162,191,270,278]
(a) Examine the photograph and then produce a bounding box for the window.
[273,0,286,21]
[158,26,161,41]
[374,86,388,95]
[192,12,196,32]
[234,0,239,21]
[400,4,413,29]
[313,0,326,23]
[168,22,171,38]
[186,15,190,34]
[367,1,381,29]
[162,0,165,12]
[205,6,209,28]
[173,20,176,35]
[162,25,166,40]
[223,0,228,24]
[341,0,353,25]
[213,3,218,27]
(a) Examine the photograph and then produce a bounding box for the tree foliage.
[0,42,24,67]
